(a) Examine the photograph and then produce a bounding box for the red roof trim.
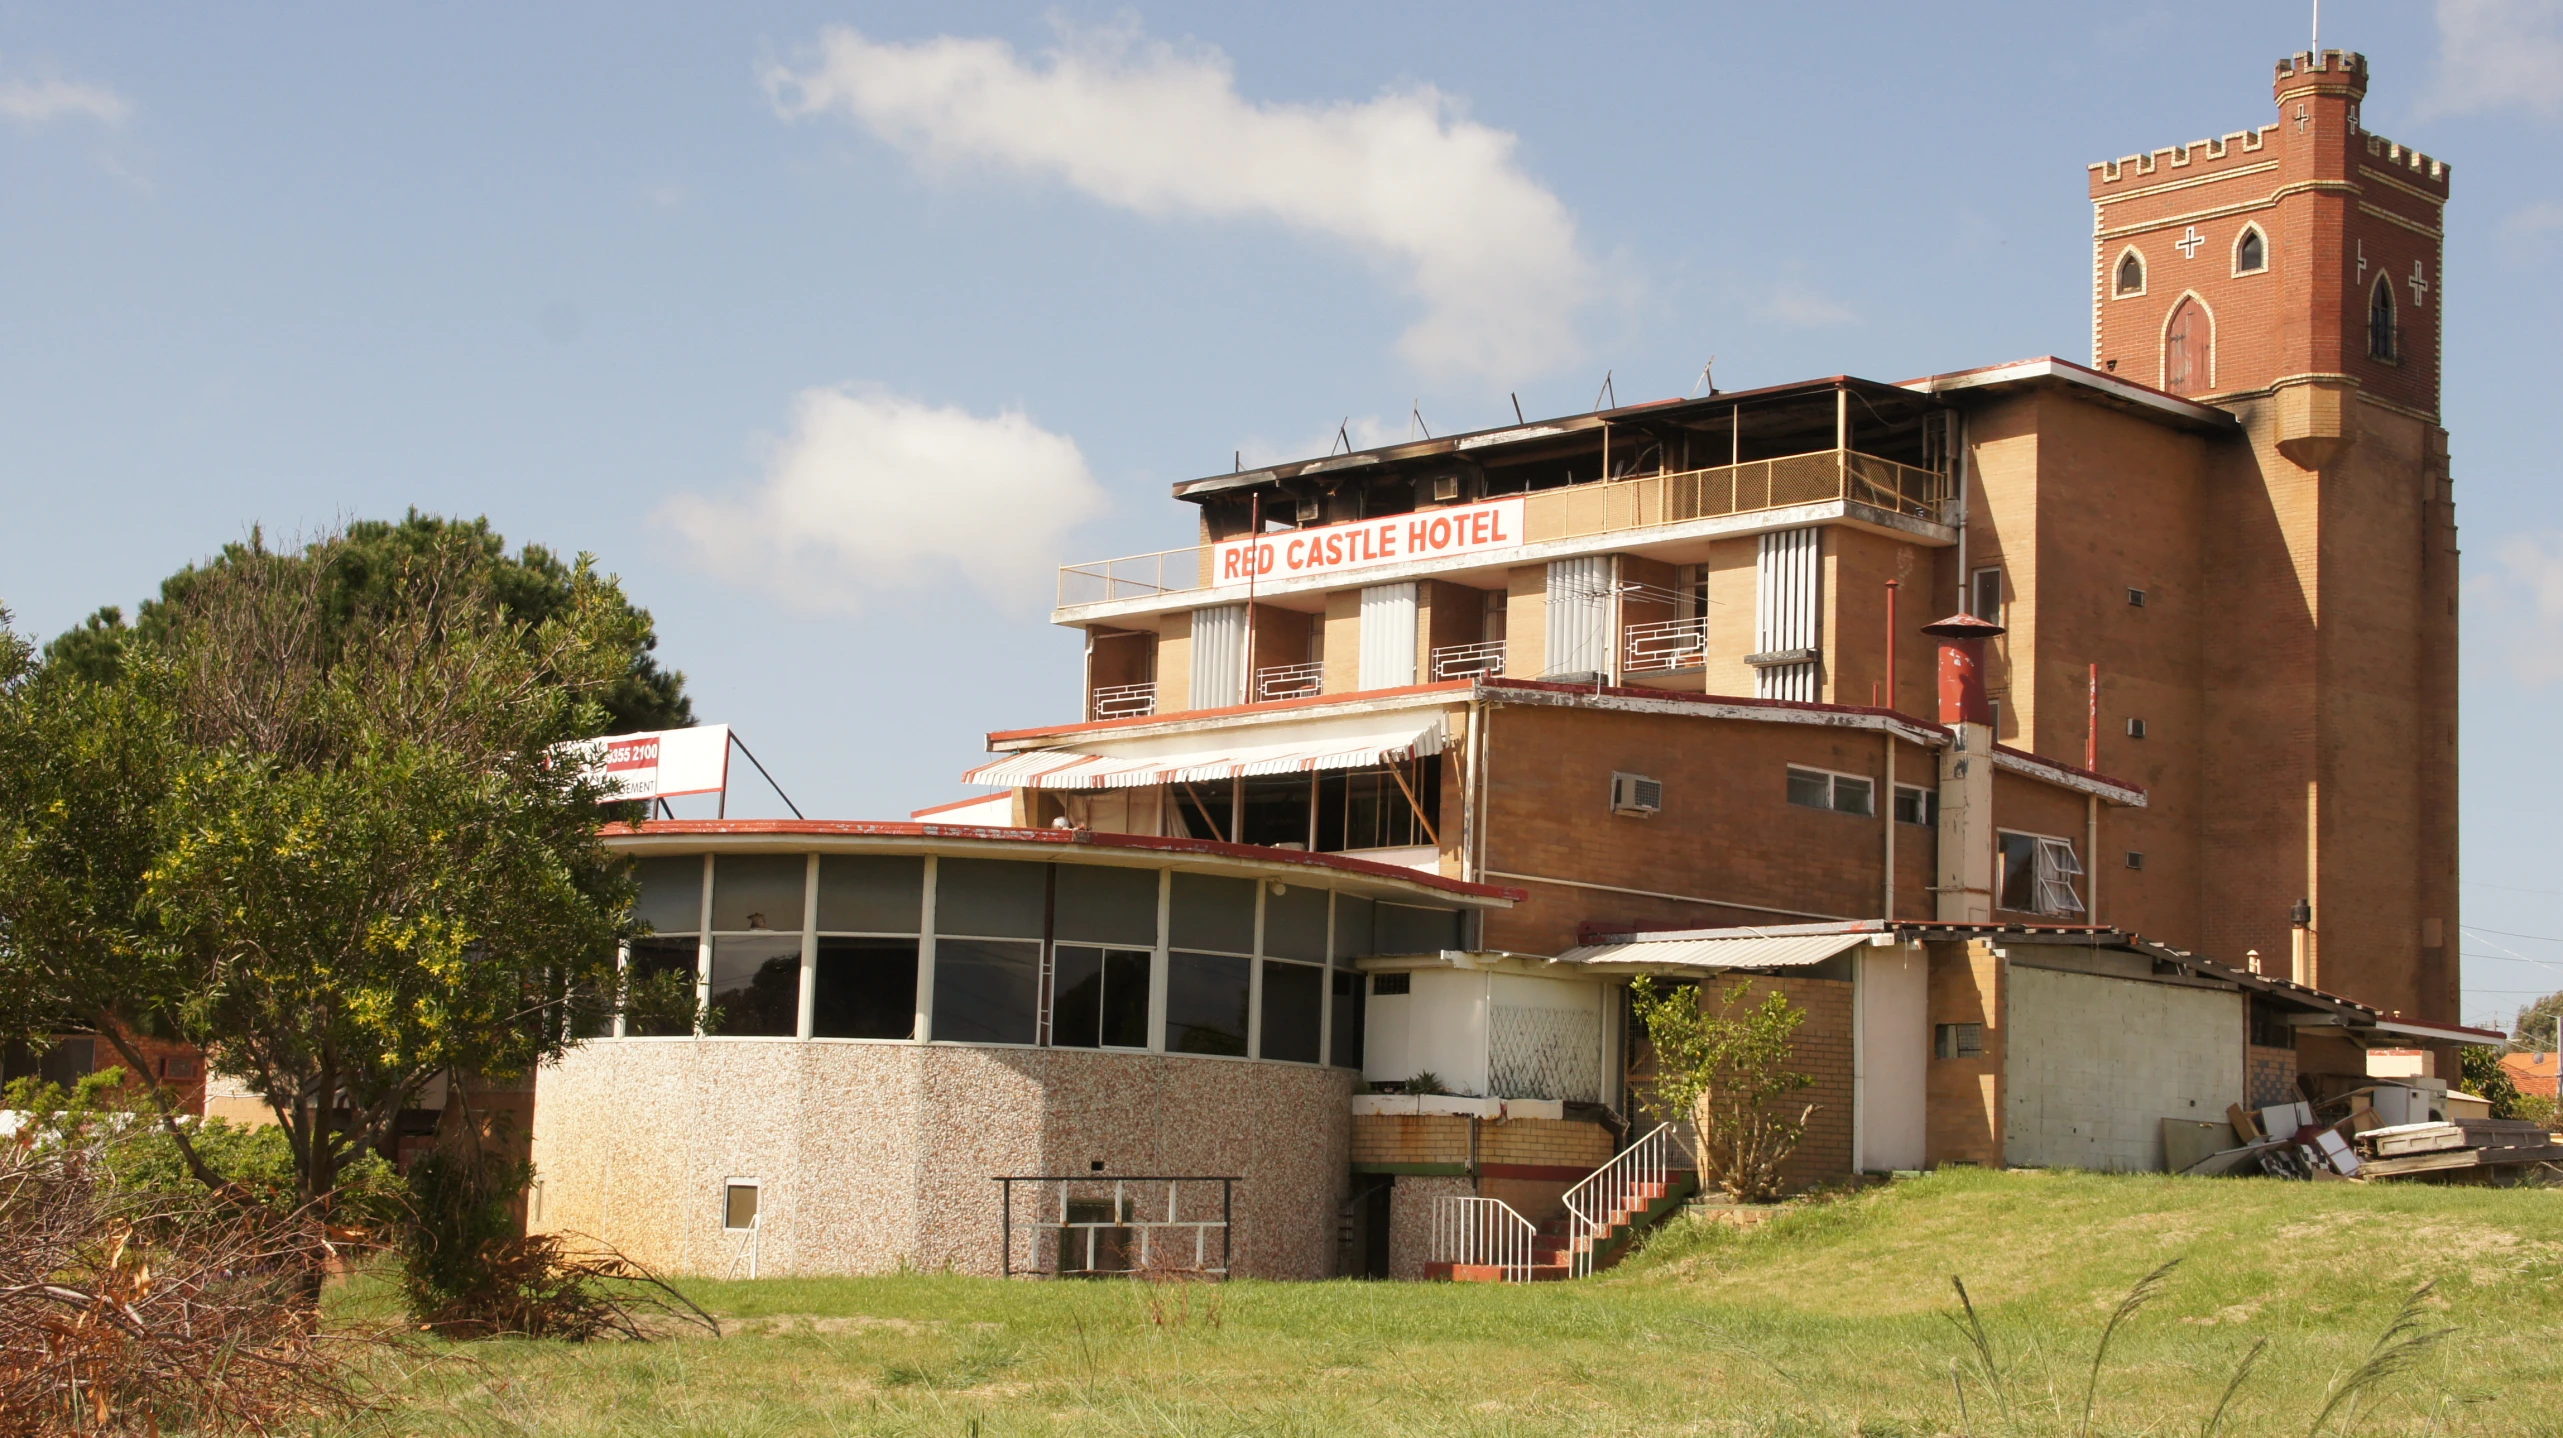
[1990,742,2147,797]
[601,819,1525,902]
[986,679,1472,745]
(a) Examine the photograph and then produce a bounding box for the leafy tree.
[2459,1046,2531,1122]
[2511,990,2563,1052]
[42,511,690,734]
[0,610,225,1188]
[1628,976,1818,1203]
[2,526,661,1212]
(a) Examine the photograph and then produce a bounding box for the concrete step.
[1429,1261,1572,1283]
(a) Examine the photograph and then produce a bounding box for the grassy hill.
[362,1168,2563,1437]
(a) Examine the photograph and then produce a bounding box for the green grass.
[344,1168,2563,1437]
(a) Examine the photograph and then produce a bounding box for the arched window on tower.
[2368,274,2398,361]
[2164,297,2211,395]
[2235,227,2267,274]
[2115,250,2145,296]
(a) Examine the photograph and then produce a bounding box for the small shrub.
[1631,977,1816,1202]
[395,1134,713,1341]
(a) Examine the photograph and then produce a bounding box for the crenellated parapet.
[2088,127,2277,187]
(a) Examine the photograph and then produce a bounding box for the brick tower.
[2088,52,2461,1026]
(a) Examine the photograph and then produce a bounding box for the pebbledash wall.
[530,1042,1355,1279]
[524,822,1513,1279]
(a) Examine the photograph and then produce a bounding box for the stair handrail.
[1560,1121,1692,1278]
[1429,1195,1536,1284]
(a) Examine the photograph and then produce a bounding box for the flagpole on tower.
[2312,0,2320,53]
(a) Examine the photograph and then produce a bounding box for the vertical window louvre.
[1357,583,1420,689]
[1543,557,1610,678]
[1754,529,1821,701]
[1189,604,1247,709]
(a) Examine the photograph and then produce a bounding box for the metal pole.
[1000,1179,1013,1278]
[1222,1179,1234,1277]
[1884,580,1899,921]
[1243,492,1261,706]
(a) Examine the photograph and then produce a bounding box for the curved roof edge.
[602,819,1524,905]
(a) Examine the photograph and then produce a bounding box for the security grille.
[1488,1004,1602,1102]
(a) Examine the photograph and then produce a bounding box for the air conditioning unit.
[1296,495,1323,522]
[1429,472,1462,502]
[1610,771,1662,817]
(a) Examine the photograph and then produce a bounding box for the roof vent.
[1610,772,1662,817]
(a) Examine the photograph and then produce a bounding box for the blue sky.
[4,2,2560,1028]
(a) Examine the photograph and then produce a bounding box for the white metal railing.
[997,1175,1236,1280]
[1255,661,1323,701]
[1091,682,1158,721]
[1432,640,1507,680]
[1430,1196,1536,1283]
[1058,546,1211,607]
[1055,448,1950,608]
[1560,1122,1691,1278]
[1623,617,1708,674]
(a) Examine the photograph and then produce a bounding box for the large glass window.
[1166,951,1251,1056]
[1169,872,1255,955]
[1054,865,1157,947]
[1263,884,1328,961]
[816,855,923,933]
[1052,945,1151,1049]
[933,938,1041,1045]
[624,937,699,1037]
[633,856,705,935]
[1333,894,1376,963]
[1259,959,1324,1064]
[707,934,799,1037]
[1375,902,1462,956]
[711,855,806,934]
[1330,969,1364,1070]
[936,859,1047,939]
[812,937,917,1040]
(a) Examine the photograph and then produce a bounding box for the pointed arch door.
[2164,298,2211,395]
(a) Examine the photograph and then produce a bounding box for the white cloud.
[0,73,129,125]
[1760,280,1858,328]
[2424,0,2563,120]
[764,23,1592,382]
[656,387,1106,612]
[2499,198,2563,255]
[2471,533,2563,686]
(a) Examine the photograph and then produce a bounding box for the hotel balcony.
[1054,445,1950,619]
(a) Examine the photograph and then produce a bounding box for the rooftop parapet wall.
[2089,127,2275,189]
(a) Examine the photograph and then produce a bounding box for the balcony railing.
[1255,662,1323,702]
[1091,682,1158,721]
[1432,640,1507,680]
[1057,447,1948,607]
[1623,617,1708,675]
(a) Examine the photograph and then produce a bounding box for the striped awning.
[1554,931,1876,971]
[965,719,1444,792]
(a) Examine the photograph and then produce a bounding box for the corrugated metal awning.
[964,719,1445,792]
[1554,931,1878,970]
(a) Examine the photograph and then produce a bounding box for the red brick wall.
[1925,941,2003,1167]
[1476,704,1933,955]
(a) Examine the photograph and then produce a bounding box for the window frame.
[1969,567,2003,623]
[1995,829,2086,918]
[722,1178,761,1232]
[1786,764,1877,818]
[1892,783,1937,827]
[2112,246,2147,298]
[2232,224,2268,276]
[2368,273,2400,363]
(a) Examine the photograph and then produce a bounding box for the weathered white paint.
[2003,966,2244,1171]
[1857,944,1929,1172]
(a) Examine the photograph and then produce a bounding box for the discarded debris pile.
[2165,1082,2561,1184]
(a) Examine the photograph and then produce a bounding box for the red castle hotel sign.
[1211,496,1526,587]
